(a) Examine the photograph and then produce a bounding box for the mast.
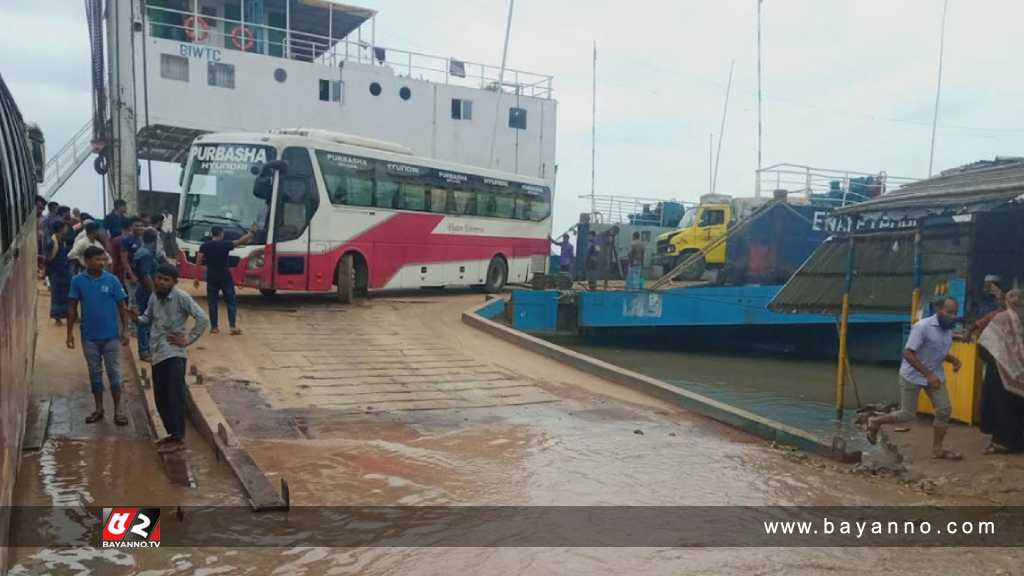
[927,0,949,177]
[591,40,597,213]
[755,0,764,197]
[488,0,516,170]
[106,0,140,213]
[712,60,735,195]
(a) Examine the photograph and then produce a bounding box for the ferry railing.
[145,5,554,98]
[755,163,920,207]
[580,194,696,226]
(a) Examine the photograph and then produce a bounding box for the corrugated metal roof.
[834,159,1024,216]
[768,226,971,314]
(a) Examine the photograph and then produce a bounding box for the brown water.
[10,293,1023,575]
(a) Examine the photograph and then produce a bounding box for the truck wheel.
[674,252,705,281]
[484,256,508,293]
[336,254,354,304]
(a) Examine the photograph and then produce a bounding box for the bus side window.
[428,188,447,213]
[529,195,550,222]
[376,178,398,209]
[0,100,13,253]
[399,183,426,211]
[493,191,515,219]
[449,189,475,215]
[514,193,531,220]
[476,191,496,217]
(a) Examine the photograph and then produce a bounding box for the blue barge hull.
[511,286,909,363]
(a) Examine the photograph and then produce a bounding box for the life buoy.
[230,25,255,51]
[183,15,209,42]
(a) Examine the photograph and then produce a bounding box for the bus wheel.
[484,256,508,293]
[674,251,705,281]
[259,288,277,298]
[336,254,354,304]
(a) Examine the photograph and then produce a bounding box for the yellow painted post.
[835,293,850,420]
[910,287,921,323]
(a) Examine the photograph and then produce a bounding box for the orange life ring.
[183,15,209,42]
[230,25,255,51]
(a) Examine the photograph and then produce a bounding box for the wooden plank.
[21,396,51,451]
[185,384,287,511]
[129,355,195,487]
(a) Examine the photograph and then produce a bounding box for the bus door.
[269,147,319,291]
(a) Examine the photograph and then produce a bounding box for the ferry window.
[451,98,472,120]
[318,79,342,102]
[369,82,382,96]
[208,62,235,89]
[316,150,374,206]
[160,54,189,82]
[700,209,725,227]
[399,183,427,211]
[399,86,412,101]
[509,107,527,130]
[428,188,447,213]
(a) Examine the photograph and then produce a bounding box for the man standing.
[194,225,255,335]
[627,231,646,290]
[130,265,209,453]
[866,296,963,460]
[67,221,108,274]
[105,199,128,239]
[67,246,130,426]
[549,234,575,275]
[585,230,603,291]
[132,229,160,362]
[118,217,146,306]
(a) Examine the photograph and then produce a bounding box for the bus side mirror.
[251,160,288,201]
[178,159,186,186]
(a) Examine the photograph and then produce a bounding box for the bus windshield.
[178,143,276,242]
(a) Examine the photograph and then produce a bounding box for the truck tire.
[336,253,354,304]
[484,256,508,293]
[674,251,705,281]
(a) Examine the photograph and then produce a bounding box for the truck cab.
[654,196,733,279]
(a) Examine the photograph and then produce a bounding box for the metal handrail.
[41,120,94,199]
[755,163,920,205]
[145,5,554,98]
[580,194,696,226]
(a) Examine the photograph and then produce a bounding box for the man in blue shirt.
[68,246,130,425]
[866,296,963,460]
[104,199,128,238]
[132,229,159,362]
[549,233,575,273]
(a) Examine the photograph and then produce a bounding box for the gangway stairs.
[40,120,95,200]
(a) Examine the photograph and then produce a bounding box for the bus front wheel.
[484,256,508,293]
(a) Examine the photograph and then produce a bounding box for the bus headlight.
[247,250,264,270]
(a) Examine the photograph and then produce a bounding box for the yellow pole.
[910,287,921,323]
[835,293,850,419]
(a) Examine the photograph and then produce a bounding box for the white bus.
[176,129,553,301]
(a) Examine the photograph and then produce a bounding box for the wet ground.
[8,288,1024,574]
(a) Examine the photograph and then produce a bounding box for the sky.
[4,0,1024,235]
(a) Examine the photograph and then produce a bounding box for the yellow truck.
[654,194,769,280]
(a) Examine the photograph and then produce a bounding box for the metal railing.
[145,5,554,98]
[580,194,696,226]
[755,163,920,207]
[41,120,94,199]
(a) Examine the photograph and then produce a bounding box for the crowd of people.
[549,227,647,291]
[33,195,249,455]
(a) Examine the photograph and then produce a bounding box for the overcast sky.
[4,0,1024,234]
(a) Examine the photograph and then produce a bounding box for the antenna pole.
[927,0,949,177]
[488,0,516,169]
[713,59,735,195]
[709,133,714,193]
[755,0,764,197]
[591,40,597,213]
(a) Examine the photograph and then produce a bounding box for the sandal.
[114,414,129,426]
[984,443,1010,455]
[210,327,220,334]
[230,327,242,335]
[85,411,104,424]
[932,449,963,460]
